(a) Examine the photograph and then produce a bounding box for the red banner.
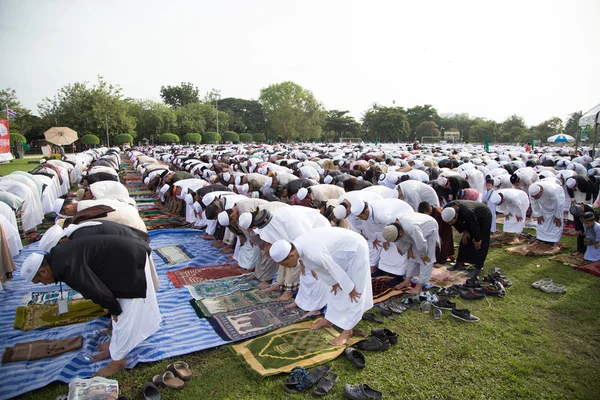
[0,120,10,155]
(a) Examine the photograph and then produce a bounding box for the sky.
[0,0,598,127]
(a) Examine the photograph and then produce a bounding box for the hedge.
[80,134,100,145]
[203,132,221,144]
[159,133,180,144]
[183,133,203,143]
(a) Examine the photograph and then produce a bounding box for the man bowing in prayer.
[20,235,161,377]
[269,227,373,345]
[528,181,565,250]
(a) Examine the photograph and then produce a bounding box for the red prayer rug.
[167,264,246,288]
[574,261,600,277]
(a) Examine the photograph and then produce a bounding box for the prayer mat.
[190,289,282,318]
[13,300,106,331]
[429,267,468,288]
[562,227,578,237]
[506,243,563,256]
[22,289,82,305]
[207,302,303,341]
[574,261,600,277]
[550,253,586,267]
[167,264,245,288]
[371,277,409,304]
[3,336,83,364]
[230,320,360,377]
[154,245,194,265]
[186,274,258,300]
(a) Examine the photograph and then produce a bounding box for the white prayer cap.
[489,192,503,205]
[297,187,309,200]
[270,239,292,263]
[202,193,217,206]
[264,177,273,188]
[53,198,65,215]
[218,211,230,226]
[21,253,45,282]
[159,184,170,194]
[324,175,333,184]
[38,225,65,252]
[566,178,577,189]
[493,176,502,188]
[528,184,542,196]
[258,167,267,175]
[144,177,150,185]
[333,204,348,220]
[40,158,46,163]
[441,207,456,222]
[239,212,253,230]
[185,193,194,205]
[223,172,231,182]
[382,224,400,242]
[437,176,448,186]
[141,168,146,174]
[193,202,202,213]
[567,163,575,171]
[235,176,242,185]
[588,168,597,176]
[350,200,367,216]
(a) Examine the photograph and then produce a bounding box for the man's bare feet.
[283,300,298,310]
[95,340,111,352]
[257,281,271,289]
[263,284,281,292]
[278,291,293,302]
[300,310,321,320]
[211,240,225,247]
[394,278,412,290]
[433,263,444,268]
[244,273,256,281]
[407,283,423,295]
[221,247,234,254]
[331,329,353,346]
[203,234,215,240]
[309,318,333,330]
[92,359,127,377]
[91,349,110,362]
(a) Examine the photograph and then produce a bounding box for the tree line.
[0,78,584,146]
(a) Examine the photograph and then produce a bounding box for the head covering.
[159,184,170,194]
[510,174,520,184]
[382,224,400,242]
[333,204,348,220]
[528,184,542,196]
[441,207,456,222]
[566,177,577,189]
[297,187,309,201]
[457,189,465,199]
[570,204,583,216]
[217,210,230,226]
[144,177,150,185]
[489,192,503,205]
[493,176,502,188]
[324,175,333,184]
[253,209,272,229]
[38,225,65,252]
[53,198,65,215]
[21,253,46,282]
[76,188,85,201]
[235,176,242,185]
[350,200,367,216]
[223,172,231,182]
[202,193,217,206]
[185,193,194,205]
[437,176,448,186]
[378,173,386,183]
[264,176,273,188]
[270,239,292,263]
[581,211,595,221]
[239,212,253,230]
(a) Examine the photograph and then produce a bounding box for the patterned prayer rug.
[186,274,258,300]
[550,253,586,267]
[190,289,282,318]
[154,245,194,265]
[429,267,468,288]
[230,320,360,377]
[574,261,600,277]
[13,300,106,331]
[22,289,82,305]
[506,243,563,256]
[371,277,409,304]
[167,264,246,288]
[207,302,303,341]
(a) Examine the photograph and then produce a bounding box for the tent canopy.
[579,103,600,127]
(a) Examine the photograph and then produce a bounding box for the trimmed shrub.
[183,133,203,143]
[10,132,26,144]
[114,133,134,145]
[222,131,239,143]
[253,133,266,143]
[80,134,100,145]
[239,133,253,143]
[158,133,180,144]
[203,132,221,144]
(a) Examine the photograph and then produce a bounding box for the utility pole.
[212,89,221,135]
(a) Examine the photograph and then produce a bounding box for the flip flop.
[167,361,192,381]
[312,372,339,397]
[532,278,552,289]
[152,371,185,390]
[142,382,161,400]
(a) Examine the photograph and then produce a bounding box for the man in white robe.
[396,180,440,211]
[489,189,530,240]
[270,228,373,345]
[529,182,565,248]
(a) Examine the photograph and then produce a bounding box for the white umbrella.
[44,127,78,145]
[547,134,575,143]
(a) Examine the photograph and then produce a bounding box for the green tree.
[239,133,253,143]
[128,100,177,141]
[500,114,528,142]
[218,98,265,133]
[259,81,324,141]
[414,121,440,139]
[158,133,180,143]
[18,114,50,141]
[222,131,239,143]
[438,113,475,142]
[203,132,221,144]
[323,110,360,141]
[532,117,563,142]
[9,132,26,144]
[160,82,200,108]
[361,104,410,142]
[468,119,496,143]
[407,105,440,140]
[114,133,134,145]
[174,102,207,136]
[80,134,100,146]
[565,111,583,138]
[253,133,266,143]
[183,133,202,143]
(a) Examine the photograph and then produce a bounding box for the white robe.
[0,214,22,257]
[0,180,43,232]
[294,228,373,330]
[495,189,530,234]
[584,222,600,262]
[530,181,565,243]
[397,180,439,211]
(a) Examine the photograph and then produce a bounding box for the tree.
[218,98,265,133]
[259,81,324,141]
[407,105,440,140]
[239,133,253,143]
[222,131,239,143]
[467,119,497,143]
[565,111,583,138]
[174,102,207,136]
[128,99,177,141]
[253,133,266,143]
[532,117,563,142]
[414,121,440,139]
[160,82,200,108]
[203,132,221,144]
[500,114,528,142]
[18,114,50,141]
[9,132,26,144]
[361,104,410,142]
[323,110,360,141]
[80,134,100,146]
[438,113,475,142]
[158,133,180,144]
[114,133,134,145]
[183,133,202,143]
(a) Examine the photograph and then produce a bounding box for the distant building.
[444,129,461,141]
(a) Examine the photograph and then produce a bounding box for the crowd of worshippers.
[10,142,600,376]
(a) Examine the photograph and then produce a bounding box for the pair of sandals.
[143,362,192,399]
[284,365,338,396]
[532,278,566,294]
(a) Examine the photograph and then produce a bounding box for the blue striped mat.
[0,229,230,400]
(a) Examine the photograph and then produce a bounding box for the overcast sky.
[0,0,598,126]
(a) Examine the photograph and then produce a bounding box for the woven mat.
[167,264,246,288]
[574,261,600,277]
[550,253,586,267]
[154,245,194,265]
[186,274,258,300]
[372,277,409,304]
[190,289,281,318]
[14,300,105,331]
[506,243,563,256]
[429,267,468,288]
[230,320,360,377]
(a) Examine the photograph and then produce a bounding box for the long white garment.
[584,222,600,262]
[0,214,22,256]
[294,228,373,330]
[495,189,530,234]
[530,181,565,243]
[362,185,398,199]
[460,169,485,201]
[397,180,440,211]
[0,201,18,230]
[481,188,497,232]
[33,174,59,214]
[309,184,346,202]
[0,180,43,232]
[109,256,162,360]
[1,175,44,215]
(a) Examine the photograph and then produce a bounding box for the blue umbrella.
[547,134,575,143]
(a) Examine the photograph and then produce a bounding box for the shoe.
[343,383,383,400]
[432,299,456,310]
[344,347,366,369]
[377,307,397,320]
[433,308,443,320]
[142,383,160,400]
[532,278,552,289]
[436,287,459,298]
[357,336,390,351]
[313,372,338,397]
[362,313,384,323]
[447,262,464,271]
[459,289,486,300]
[379,301,406,314]
[421,301,432,313]
[371,328,398,345]
[482,285,505,297]
[451,308,480,322]
[461,277,483,289]
[540,283,566,294]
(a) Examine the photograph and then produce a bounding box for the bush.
[158,133,180,144]
[114,133,134,145]
[222,131,239,143]
[10,132,26,144]
[203,132,221,144]
[80,134,100,146]
[239,133,253,143]
[253,133,267,143]
[183,133,203,143]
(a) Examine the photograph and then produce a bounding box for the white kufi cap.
[350,200,367,216]
[239,212,252,230]
[144,177,150,185]
[489,192,502,205]
[437,176,448,186]
[333,204,348,220]
[297,187,309,200]
[441,207,456,222]
[202,193,217,206]
[159,184,170,194]
[21,253,46,282]
[218,210,230,226]
[566,178,577,189]
[270,239,292,263]
[324,175,333,184]
[185,193,194,205]
[53,198,65,215]
[528,184,542,196]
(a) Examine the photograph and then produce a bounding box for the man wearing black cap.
[570,204,600,256]
[581,211,600,262]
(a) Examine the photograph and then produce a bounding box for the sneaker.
[343,383,383,400]
[461,277,483,289]
[344,347,366,369]
[433,308,443,320]
[371,328,398,345]
[482,285,505,297]
[459,289,486,300]
[421,301,432,313]
[357,336,390,351]
[432,299,456,310]
[451,308,480,322]
[437,287,459,298]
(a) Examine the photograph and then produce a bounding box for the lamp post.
[265,118,268,142]
[212,89,221,135]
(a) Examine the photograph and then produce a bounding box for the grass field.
[14,231,600,400]
[0,157,42,175]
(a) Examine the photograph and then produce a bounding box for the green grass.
[14,233,600,400]
[0,157,42,175]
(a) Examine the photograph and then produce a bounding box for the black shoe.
[344,383,383,400]
[357,336,390,351]
[313,372,339,397]
[437,287,459,298]
[482,285,505,297]
[344,347,366,369]
[371,328,398,345]
[447,262,464,271]
[362,313,384,323]
[461,277,483,289]
[380,301,406,314]
[376,307,397,320]
[142,383,160,400]
[451,308,480,322]
[459,289,486,300]
[432,299,456,310]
